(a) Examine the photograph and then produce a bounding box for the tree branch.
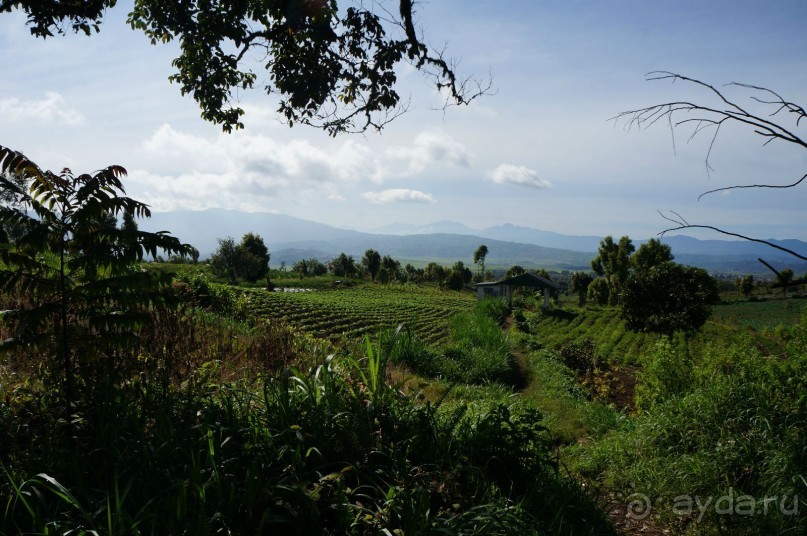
[657,211,807,261]
[698,172,807,200]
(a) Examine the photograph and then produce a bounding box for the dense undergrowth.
[0,290,615,535]
[564,314,807,535]
[379,298,518,385]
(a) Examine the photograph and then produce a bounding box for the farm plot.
[524,303,791,365]
[709,298,806,330]
[244,285,476,345]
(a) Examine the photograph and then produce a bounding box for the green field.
[517,298,805,365]
[245,284,476,345]
[709,297,806,330]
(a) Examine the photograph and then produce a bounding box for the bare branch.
[698,172,807,200]
[657,212,807,262]
[618,74,806,262]
[757,257,781,278]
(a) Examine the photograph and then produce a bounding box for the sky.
[1,0,806,241]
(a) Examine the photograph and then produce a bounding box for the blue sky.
[1,0,805,240]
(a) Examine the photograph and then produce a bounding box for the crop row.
[243,286,475,345]
[526,303,792,365]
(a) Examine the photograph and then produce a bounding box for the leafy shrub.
[587,277,609,306]
[621,262,719,336]
[557,338,599,373]
[476,297,510,325]
[178,273,251,321]
[634,336,694,411]
[576,321,807,534]
[379,325,443,377]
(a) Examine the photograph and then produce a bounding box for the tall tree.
[3,1,487,133]
[569,272,594,306]
[380,255,401,283]
[591,236,635,305]
[424,262,446,284]
[631,238,673,273]
[239,233,271,282]
[586,278,610,306]
[362,249,381,282]
[505,265,525,279]
[776,268,794,298]
[210,237,240,284]
[330,252,357,277]
[735,275,754,299]
[452,261,473,285]
[473,244,489,280]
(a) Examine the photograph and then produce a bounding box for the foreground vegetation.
[1,300,614,535]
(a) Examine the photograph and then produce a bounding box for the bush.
[178,273,251,321]
[444,308,520,385]
[1,342,614,536]
[587,277,609,306]
[379,326,443,377]
[621,262,719,336]
[557,338,599,373]
[634,336,694,411]
[476,297,511,325]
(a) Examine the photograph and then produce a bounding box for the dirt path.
[503,313,672,535]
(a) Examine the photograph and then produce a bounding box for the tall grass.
[443,301,520,385]
[569,322,807,534]
[377,300,520,386]
[1,340,615,535]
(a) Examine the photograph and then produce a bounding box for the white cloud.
[124,124,474,211]
[489,164,551,189]
[127,124,385,210]
[361,189,436,204]
[0,92,84,125]
[385,130,471,175]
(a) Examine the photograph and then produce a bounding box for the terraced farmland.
[523,303,791,364]
[245,285,476,345]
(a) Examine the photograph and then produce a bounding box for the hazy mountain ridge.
[143,209,807,275]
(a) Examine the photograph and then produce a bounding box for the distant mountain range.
[141,209,807,276]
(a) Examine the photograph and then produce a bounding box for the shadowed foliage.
[0,145,190,407]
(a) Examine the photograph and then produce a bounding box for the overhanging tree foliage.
[2,0,489,134]
[0,145,189,406]
[615,72,807,264]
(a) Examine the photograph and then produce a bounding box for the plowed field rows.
[245,286,475,345]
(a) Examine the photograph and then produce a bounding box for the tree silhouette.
[615,72,807,263]
[0,145,189,407]
[2,0,489,133]
[473,244,489,280]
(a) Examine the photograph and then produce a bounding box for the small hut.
[475,272,559,308]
